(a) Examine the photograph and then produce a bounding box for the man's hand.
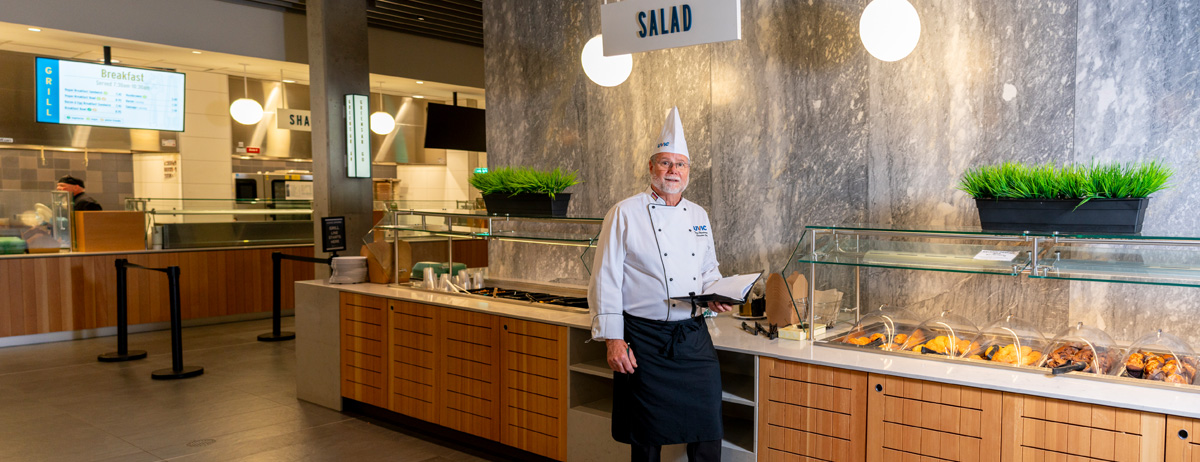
[606,338,637,374]
[707,302,735,313]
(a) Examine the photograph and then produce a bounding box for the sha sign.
[601,0,741,56]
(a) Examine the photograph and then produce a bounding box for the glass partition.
[0,190,72,254]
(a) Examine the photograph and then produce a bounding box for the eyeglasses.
[654,160,690,170]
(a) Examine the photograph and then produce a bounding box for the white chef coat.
[588,187,722,340]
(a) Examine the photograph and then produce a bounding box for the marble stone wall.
[483,0,1200,343]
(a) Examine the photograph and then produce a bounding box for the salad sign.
[600,0,741,55]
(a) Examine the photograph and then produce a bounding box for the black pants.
[630,440,721,462]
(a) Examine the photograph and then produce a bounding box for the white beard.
[652,175,688,195]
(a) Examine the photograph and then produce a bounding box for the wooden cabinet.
[439,308,502,440]
[388,300,440,423]
[500,317,569,461]
[339,294,571,460]
[340,292,387,408]
[1167,416,1200,462]
[1002,394,1165,462]
[758,358,868,461]
[867,374,1003,462]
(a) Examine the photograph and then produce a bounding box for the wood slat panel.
[760,358,868,462]
[1167,416,1200,462]
[1004,393,1165,462]
[767,375,856,414]
[0,246,313,338]
[499,318,567,461]
[870,374,1001,462]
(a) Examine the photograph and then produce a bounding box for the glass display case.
[1115,329,1199,385]
[787,224,1200,389]
[832,305,920,351]
[371,208,603,287]
[0,190,72,254]
[125,198,313,249]
[1039,322,1120,375]
[965,314,1048,367]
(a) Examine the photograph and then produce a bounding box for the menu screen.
[35,57,185,132]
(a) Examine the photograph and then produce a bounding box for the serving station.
[296,222,1200,462]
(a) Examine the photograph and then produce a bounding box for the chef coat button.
[663,253,668,256]
[693,277,697,280]
[692,253,695,256]
[658,228,662,232]
[669,278,673,281]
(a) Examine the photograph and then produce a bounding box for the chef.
[55,176,102,211]
[588,107,733,462]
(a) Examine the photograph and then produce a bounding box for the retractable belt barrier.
[97,258,203,380]
[259,252,333,342]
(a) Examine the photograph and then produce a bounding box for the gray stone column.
[307,0,372,272]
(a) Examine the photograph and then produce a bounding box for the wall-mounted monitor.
[35,57,185,132]
[424,102,486,152]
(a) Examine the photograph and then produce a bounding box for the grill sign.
[601,0,741,56]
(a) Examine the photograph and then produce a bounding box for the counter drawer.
[1004,394,1164,462]
[1167,415,1200,462]
[868,374,1001,462]
[759,358,867,462]
[340,292,386,325]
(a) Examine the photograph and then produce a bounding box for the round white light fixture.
[230,64,264,124]
[230,98,264,125]
[369,81,395,135]
[859,0,921,62]
[581,35,632,87]
[370,112,395,135]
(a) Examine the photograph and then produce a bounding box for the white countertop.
[307,280,1200,419]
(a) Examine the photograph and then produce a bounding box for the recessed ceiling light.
[413,95,425,99]
[415,81,424,84]
[282,79,296,83]
[27,28,41,32]
[192,51,202,54]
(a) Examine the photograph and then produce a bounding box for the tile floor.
[0,317,494,462]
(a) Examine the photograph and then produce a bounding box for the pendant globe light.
[581,34,632,87]
[859,0,922,62]
[369,81,395,135]
[229,64,264,124]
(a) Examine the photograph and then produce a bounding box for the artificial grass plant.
[958,160,1172,205]
[469,167,581,200]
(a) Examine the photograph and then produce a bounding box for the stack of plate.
[329,256,369,284]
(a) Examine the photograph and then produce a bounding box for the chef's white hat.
[652,106,689,158]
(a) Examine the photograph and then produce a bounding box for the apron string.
[660,318,702,359]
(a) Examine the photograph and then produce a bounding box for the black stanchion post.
[151,266,203,380]
[258,252,295,342]
[98,258,147,362]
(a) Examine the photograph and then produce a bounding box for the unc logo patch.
[692,225,709,237]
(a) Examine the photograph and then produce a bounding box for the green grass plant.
[958,160,1172,205]
[469,167,581,200]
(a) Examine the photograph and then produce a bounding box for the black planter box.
[482,193,571,217]
[974,197,1149,234]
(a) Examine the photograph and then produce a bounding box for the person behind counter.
[55,175,102,211]
[588,106,734,462]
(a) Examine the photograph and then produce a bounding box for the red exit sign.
[246,147,261,154]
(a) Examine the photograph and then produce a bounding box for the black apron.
[612,312,723,446]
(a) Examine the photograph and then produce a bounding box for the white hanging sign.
[345,94,371,178]
[277,108,312,132]
[600,0,741,56]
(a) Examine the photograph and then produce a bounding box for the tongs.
[741,321,778,340]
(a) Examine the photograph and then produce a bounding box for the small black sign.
[322,216,347,253]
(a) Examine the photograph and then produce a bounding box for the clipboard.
[669,293,751,305]
[668,272,763,306]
